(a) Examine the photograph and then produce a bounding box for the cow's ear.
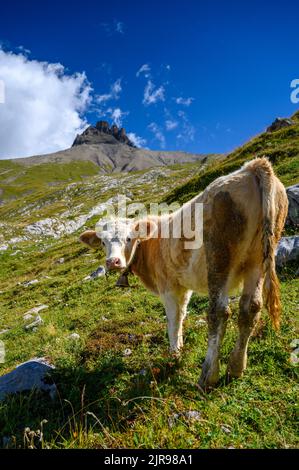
[79,230,102,249]
[133,220,157,240]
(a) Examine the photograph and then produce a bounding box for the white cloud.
[107,107,129,127]
[96,78,122,104]
[165,119,178,131]
[115,21,124,34]
[101,20,125,36]
[136,63,151,78]
[175,96,194,106]
[143,80,165,106]
[148,122,166,148]
[0,49,92,159]
[176,110,195,143]
[127,132,147,148]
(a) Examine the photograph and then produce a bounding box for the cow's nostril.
[115,258,121,265]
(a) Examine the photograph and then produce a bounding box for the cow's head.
[79,218,157,271]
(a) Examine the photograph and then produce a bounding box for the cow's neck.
[130,235,163,295]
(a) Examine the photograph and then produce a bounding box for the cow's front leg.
[161,290,192,354]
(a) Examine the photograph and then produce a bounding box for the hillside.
[165,111,299,204]
[0,113,298,449]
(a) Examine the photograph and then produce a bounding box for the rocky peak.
[72,121,136,147]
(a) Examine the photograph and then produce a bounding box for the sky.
[0,0,299,158]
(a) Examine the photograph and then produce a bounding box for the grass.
[0,117,298,449]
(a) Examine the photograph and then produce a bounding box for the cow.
[80,158,288,389]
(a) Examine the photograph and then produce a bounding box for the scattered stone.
[0,245,8,252]
[101,316,109,322]
[83,266,106,281]
[123,348,132,357]
[68,333,80,341]
[24,305,49,316]
[290,339,299,349]
[24,316,44,331]
[21,279,39,288]
[286,184,299,227]
[0,358,56,401]
[168,410,201,428]
[0,329,10,336]
[221,425,232,434]
[290,353,299,365]
[55,257,65,264]
[10,250,22,256]
[195,319,207,326]
[276,236,299,267]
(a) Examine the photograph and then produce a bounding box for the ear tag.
[116,272,130,288]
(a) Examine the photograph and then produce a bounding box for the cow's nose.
[106,257,121,269]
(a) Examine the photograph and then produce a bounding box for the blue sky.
[0,0,299,157]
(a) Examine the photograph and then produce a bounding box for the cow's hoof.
[198,363,219,390]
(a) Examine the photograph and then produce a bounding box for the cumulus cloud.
[136,63,151,78]
[175,96,194,106]
[165,119,178,131]
[143,80,165,106]
[96,78,122,104]
[127,132,147,148]
[148,122,166,148]
[0,49,92,159]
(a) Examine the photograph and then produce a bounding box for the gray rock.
[0,329,10,336]
[0,358,56,401]
[24,315,44,331]
[68,333,80,341]
[24,305,48,316]
[22,279,39,287]
[266,117,295,132]
[84,266,106,281]
[286,184,299,227]
[276,236,299,267]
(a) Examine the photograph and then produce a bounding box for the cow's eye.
[101,241,105,247]
[126,237,131,243]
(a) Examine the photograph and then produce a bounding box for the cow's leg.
[198,287,230,389]
[162,290,192,353]
[227,269,263,379]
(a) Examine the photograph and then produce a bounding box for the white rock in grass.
[24,305,49,316]
[123,348,132,357]
[23,314,34,322]
[290,353,299,365]
[0,330,10,336]
[68,333,80,341]
[290,339,299,349]
[22,279,39,288]
[195,319,207,326]
[24,316,44,331]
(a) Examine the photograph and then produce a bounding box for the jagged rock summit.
[72,121,136,148]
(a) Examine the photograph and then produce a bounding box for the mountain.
[6,120,218,174]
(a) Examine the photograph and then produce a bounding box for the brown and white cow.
[80,158,288,389]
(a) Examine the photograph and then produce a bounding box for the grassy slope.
[0,121,298,449]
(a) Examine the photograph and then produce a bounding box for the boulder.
[286,184,299,227]
[0,358,56,401]
[266,117,295,133]
[275,236,299,267]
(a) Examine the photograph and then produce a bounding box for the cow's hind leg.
[227,268,263,380]
[199,286,230,390]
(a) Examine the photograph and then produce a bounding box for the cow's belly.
[176,248,209,294]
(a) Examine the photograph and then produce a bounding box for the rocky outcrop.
[286,184,299,227]
[72,121,136,148]
[266,117,295,133]
[276,236,299,268]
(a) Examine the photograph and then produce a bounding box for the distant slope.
[165,111,299,204]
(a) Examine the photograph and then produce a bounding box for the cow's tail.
[244,157,281,329]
